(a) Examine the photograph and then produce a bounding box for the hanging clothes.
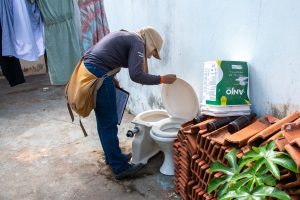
[0,0,44,61]
[0,21,25,87]
[0,57,25,87]
[73,0,82,51]
[78,0,110,53]
[33,0,82,85]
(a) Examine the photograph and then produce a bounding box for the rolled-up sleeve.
[128,41,160,85]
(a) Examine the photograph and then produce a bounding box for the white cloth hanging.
[0,0,44,61]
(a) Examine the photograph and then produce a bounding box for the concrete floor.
[0,74,180,200]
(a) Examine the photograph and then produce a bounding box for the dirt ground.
[0,74,180,200]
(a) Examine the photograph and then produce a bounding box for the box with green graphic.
[202,60,250,106]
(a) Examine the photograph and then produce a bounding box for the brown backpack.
[65,59,120,136]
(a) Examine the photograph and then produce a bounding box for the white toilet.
[150,78,199,175]
[150,118,184,175]
[129,109,170,164]
[128,78,199,175]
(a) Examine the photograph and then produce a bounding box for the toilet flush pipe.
[126,127,140,137]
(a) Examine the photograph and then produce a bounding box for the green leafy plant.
[208,141,297,200]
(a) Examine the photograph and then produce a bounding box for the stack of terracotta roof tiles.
[276,117,300,197]
[173,112,300,200]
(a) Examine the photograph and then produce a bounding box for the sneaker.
[115,163,145,180]
[105,153,132,165]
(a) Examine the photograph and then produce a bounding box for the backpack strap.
[93,67,121,104]
[95,67,121,90]
[67,102,88,137]
[79,118,88,137]
[67,102,75,122]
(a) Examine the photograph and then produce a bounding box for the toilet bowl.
[128,78,199,173]
[129,109,170,164]
[150,78,199,175]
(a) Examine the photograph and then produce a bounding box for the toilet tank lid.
[161,78,199,120]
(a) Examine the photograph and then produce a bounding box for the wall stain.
[270,102,299,118]
[148,93,164,109]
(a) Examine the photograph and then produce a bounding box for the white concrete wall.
[105,0,300,118]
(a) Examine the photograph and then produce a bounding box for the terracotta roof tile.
[285,144,300,172]
[225,116,278,147]
[248,112,300,146]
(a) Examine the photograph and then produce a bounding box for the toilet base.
[131,125,160,164]
[150,130,176,176]
[132,149,160,164]
[159,151,174,175]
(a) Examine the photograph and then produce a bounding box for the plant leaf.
[232,171,252,181]
[239,157,257,168]
[210,161,233,175]
[268,188,291,200]
[229,176,251,191]
[239,141,295,181]
[266,141,276,151]
[242,150,259,159]
[265,159,280,179]
[251,186,291,200]
[251,158,265,172]
[209,149,242,195]
[226,149,239,170]
[219,187,251,200]
[218,182,230,197]
[256,175,276,186]
[207,176,227,193]
[247,176,256,191]
[272,156,298,173]
[218,190,239,200]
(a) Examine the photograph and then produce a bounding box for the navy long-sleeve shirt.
[83,31,160,85]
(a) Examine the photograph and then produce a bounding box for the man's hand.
[161,74,177,84]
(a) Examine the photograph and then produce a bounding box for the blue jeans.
[84,63,129,174]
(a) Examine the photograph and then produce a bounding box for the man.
[83,27,176,180]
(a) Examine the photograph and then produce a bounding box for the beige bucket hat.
[135,26,163,73]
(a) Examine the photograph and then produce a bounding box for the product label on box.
[202,62,218,102]
[203,60,250,106]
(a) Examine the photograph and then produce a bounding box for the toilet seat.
[132,109,169,127]
[161,78,199,120]
[151,78,199,138]
[151,118,184,138]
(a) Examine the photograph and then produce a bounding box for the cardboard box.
[0,56,46,79]
[20,56,47,76]
[202,60,250,106]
